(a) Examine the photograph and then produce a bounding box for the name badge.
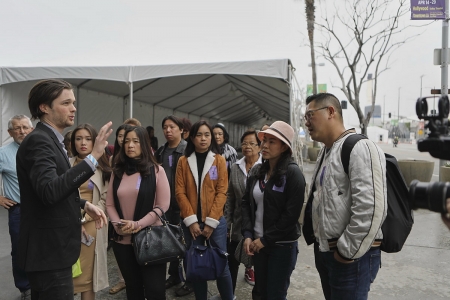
[209,166,218,180]
[87,180,94,190]
[272,176,286,192]
[169,155,173,167]
[136,175,142,190]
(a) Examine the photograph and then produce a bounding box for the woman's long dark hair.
[112,124,134,167]
[114,126,159,178]
[71,123,112,184]
[256,141,292,187]
[184,121,220,157]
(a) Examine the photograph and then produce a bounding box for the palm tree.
[305,0,317,94]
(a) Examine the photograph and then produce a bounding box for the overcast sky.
[0,0,443,126]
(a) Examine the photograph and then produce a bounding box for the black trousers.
[112,242,166,300]
[165,207,182,281]
[27,267,73,300]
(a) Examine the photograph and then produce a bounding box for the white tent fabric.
[0,60,289,85]
[0,59,295,146]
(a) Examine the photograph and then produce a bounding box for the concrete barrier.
[397,159,434,185]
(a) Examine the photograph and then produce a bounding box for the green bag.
[72,258,82,278]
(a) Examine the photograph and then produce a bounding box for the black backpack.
[341,134,414,253]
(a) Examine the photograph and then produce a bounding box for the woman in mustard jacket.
[175,120,234,300]
[70,123,111,300]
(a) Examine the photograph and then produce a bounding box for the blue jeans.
[314,243,381,300]
[9,205,30,292]
[253,241,298,300]
[182,217,234,300]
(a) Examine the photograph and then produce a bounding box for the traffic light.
[341,100,347,109]
[388,112,391,118]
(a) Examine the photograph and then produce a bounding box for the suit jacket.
[17,122,94,272]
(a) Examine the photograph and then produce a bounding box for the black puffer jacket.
[241,162,306,246]
[154,139,187,212]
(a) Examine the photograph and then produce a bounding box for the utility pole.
[439,0,449,168]
[398,87,401,122]
[420,75,425,97]
[442,0,449,98]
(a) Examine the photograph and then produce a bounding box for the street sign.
[434,49,450,65]
[431,89,450,94]
[306,84,327,96]
[318,84,327,93]
[411,0,446,20]
[364,105,382,118]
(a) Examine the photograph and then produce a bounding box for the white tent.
[0,59,297,147]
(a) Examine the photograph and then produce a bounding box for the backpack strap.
[341,134,368,176]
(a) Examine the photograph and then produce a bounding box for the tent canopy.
[0,58,295,145]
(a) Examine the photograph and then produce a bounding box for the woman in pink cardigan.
[106,126,170,300]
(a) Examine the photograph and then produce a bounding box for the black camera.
[410,95,450,213]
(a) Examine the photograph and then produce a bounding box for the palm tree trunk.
[306,0,317,94]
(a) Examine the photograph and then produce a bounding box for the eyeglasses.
[10,126,31,133]
[304,106,329,121]
[241,142,258,148]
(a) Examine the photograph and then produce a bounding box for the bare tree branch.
[315,0,427,134]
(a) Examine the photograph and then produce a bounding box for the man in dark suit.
[16,79,112,299]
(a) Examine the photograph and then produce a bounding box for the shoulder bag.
[185,239,228,282]
[234,238,253,267]
[132,207,186,266]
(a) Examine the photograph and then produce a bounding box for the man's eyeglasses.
[304,106,329,121]
[241,142,258,148]
[10,126,31,133]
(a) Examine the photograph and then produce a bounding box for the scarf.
[112,162,156,241]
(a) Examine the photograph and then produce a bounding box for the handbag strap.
[153,206,170,224]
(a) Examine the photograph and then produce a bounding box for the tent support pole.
[152,104,155,126]
[0,85,3,145]
[76,86,80,126]
[129,82,134,118]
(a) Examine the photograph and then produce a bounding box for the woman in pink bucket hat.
[241,121,306,299]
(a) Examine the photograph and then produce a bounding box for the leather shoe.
[175,283,194,297]
[165,276,181,289]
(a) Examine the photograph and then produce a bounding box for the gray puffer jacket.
[309,133,387,259]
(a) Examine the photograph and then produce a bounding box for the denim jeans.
[314,243,381,300]
[8,205,30,292]
[182,217,234,300]
[253,241,298,300]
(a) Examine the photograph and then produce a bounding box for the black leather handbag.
[132,207,186,266]
[234,239,253,267]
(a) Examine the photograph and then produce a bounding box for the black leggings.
[112,242,166,300]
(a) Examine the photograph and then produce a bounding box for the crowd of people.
[0,79,405,300]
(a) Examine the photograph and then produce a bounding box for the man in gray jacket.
[302,93,387,300]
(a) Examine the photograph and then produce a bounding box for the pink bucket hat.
[257,121,294,153]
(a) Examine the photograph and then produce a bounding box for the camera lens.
[416,98,428,119]
[438,95,449,118]
[409,180,450,213]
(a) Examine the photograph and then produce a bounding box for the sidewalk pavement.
[2,144,450,299]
